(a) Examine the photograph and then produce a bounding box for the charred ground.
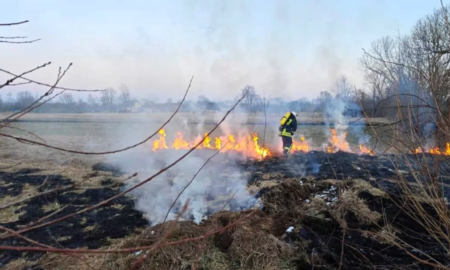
[1,151,450,269]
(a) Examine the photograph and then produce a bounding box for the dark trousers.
[281,136,293,156]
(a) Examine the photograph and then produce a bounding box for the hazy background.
[0,0,443,101]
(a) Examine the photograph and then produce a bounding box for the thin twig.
[0,20,29,26]
[0,39,40,44]
[0,210,257,254]
[0,68,106,92]
[0,76,194,154]
[163,141,229,223]
[0,184,74,211]
[0,62,51,90]
[0,36,27,39]
[128,199,190,270]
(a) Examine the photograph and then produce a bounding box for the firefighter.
[278,111,297,156]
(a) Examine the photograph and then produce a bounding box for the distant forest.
[0,77,375,118]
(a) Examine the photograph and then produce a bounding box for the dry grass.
[0,112,390,124]
[334,189,382,225]
[98,210,297,270]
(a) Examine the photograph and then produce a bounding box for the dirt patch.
[0,170,147,267]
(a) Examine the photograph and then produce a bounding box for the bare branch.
[163,141,229,224]
[0,68,106,92]
[0,210,257,254]
[0,184,74,211]
[0,36,27,39]
[0,76,194,155]
[0,88,247,240]
[1,63,72,126]
[0,62,51,90]
[0,20,29,26]
[0,38,40,44]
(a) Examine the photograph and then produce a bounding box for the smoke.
[99,115,257,226]
[116,146,256,226]
[322,94,371,150]
[396,71,437,148]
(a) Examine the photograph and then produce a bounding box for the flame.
[151,128,271,159]
[292,136,309,152]
[414,143,450,156]
[152,129,168,151]
[327,129,350,153]
[151,128,450,158]
[172,132,189,150]
[359,145,375,155]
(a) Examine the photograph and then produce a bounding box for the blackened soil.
[243,151,450,200]
[0,170,147,267]
[0,170,72,197]
[247,151,450,269]
[92,162,124,176]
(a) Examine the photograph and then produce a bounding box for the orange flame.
[292,136,309,152]
[327,129,350,153]
[415,143,450,156]
[151,128,271,159]
[172,132,189,150]
[152,129,168,151]
[359,145,375,155]
[152,128,450,157]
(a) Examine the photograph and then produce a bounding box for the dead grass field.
[0,111,390,124]
[0,112,389,162]
[0,113,404,269]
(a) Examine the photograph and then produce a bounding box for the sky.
[0,0,446,102]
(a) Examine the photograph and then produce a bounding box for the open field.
[2,112,445,269]
[0,112,390,125]
[0,112,392,162]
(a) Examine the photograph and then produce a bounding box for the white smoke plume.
[120,148,255,225]
[99,111,259,226]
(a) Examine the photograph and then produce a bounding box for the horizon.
[0,0,445,102]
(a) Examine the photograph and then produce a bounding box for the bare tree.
[239,85,261,114]
[59,93,74,106]
[15,91,35,109]
[101,88,117,112]
[87,94,99,112]
[118,83,131,105]
[333,75,355,104]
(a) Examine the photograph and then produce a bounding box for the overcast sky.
[0,0,444,101]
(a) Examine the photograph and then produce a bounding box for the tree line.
[0,75,362,115]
